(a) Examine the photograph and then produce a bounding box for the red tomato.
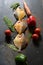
[27,16,36,27]
[32,34,39,40]
[5,29,11,36]
[34,28,41,35]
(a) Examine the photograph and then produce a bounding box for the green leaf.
[3,16,15,32]
[7,44,18,51]
[28,32,32,42]
[11,3,20,10]
[28,32,32,39]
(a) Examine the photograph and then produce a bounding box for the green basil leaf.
[3,16,14,32]
[28,32,32,42]
[11,3,20,10]
[7,44,18,51]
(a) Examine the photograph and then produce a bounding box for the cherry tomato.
[5,29,11,36]
[27,16,36,27]
[34,28,41,35]
[32,34,39,40]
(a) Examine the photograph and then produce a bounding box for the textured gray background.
[0,0,43,65]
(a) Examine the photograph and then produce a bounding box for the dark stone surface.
[0,0,43,65]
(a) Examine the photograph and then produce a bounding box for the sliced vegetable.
[15,54,27,63]
[27,16,36,27]
[5,29,11,36]
[22,0,31,16]
[34,28,41,35]
[11,3,20,10]
[32,34,39,40]
[3,16,14,32]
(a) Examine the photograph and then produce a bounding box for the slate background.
[0,0,43,65]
